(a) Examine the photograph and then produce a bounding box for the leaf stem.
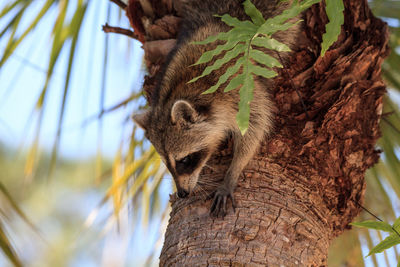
[354,200,400,238]
[102,23,140,41]
[109,0,127,9]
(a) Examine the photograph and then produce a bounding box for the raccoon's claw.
[210,186,236,218]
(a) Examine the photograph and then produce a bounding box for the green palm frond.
[0,221,22,267]
[0,0,91,179]
[49,0,88,178]
[0,181,40,267]
[370,0,400,20]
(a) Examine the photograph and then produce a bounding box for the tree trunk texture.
[125,0,389,265]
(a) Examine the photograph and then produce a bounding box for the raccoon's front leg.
[210,120,268,217]
[210,86,273,218]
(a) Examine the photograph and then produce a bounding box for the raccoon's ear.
[132,111,150,130]
[171,100,198,124]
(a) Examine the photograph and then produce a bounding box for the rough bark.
[123,0,389,265]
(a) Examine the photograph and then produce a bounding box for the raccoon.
[133,0,300,217]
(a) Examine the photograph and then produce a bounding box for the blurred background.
[0,0,399,266]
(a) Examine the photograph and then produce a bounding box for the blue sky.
[0,1,167,266]
[0,0,145,159]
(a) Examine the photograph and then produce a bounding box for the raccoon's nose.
[177,189,189,198]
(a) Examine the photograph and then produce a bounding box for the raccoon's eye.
[178,155,191,166]
[175,150,204,175]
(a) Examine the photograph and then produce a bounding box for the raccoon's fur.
[133,0,300,217]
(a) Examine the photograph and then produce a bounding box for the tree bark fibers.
[126,0,389,265]
[162,159,331,266]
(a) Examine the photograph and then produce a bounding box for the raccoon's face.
[133,100,225,198]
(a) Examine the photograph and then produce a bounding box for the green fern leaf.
[257,0,320,35]
[224,73,246,92]
[193,39,242,65]
[203,57,245,94]
[193,27,253,45]
[191,0,338,135]
[237,69,254,134]
[252,36,291,52]
[243,0,265,26]
[193,32,230,45]
[250,49,283,68]
[190,43,246,83]
[219,14,257,30]
[321,0,344,56]
[249,64,277,79]
[258,21,298,35]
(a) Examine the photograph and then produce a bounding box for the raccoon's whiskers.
[198,182,219,189]
[198,178,220,186]
[203,163,216,171]
[200,187,209,200]
[194,184,208,200]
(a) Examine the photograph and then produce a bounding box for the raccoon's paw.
[210,185,236,218]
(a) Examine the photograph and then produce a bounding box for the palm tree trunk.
[124,0,389,265]
[162,160,333,266]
